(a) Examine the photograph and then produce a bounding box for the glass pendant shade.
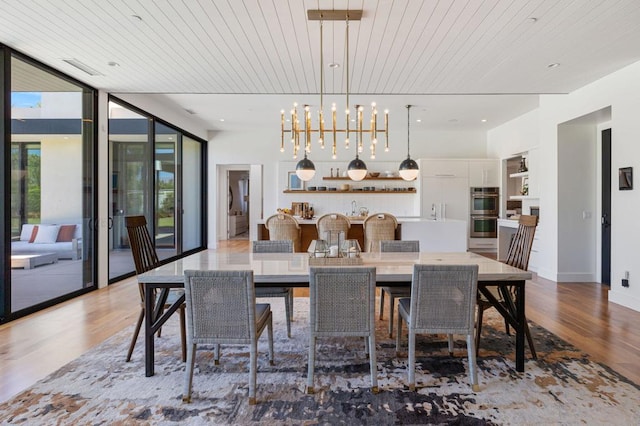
[296,155,316,181]
[347,156,368,181]
[399,157,419,181]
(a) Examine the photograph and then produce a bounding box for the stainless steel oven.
[470,187,499,216]
[470,215,498,238]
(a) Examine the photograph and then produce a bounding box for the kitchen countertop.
[498,218,520,228]
[258,216,466,225]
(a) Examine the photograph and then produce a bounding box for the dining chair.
[316,213,351,246]
[307,266,378,394]
[379,240,420,338]
[265,213,301,252]
[124,215,186,363]
[252,240,294,338]
[182,270,274,405]
[396,264,479,391]
[363,213,398,252]
[476,215,539,358]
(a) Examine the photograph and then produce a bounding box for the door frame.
[597,123,612,285]
[216,164,262,243]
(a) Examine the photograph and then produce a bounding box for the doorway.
[227,170,250,240]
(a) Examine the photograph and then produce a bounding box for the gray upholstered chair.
[363,213,398,252]
[307,266,378,394]
[396,264,479,391]
[316,213,351,246]
[379,240,420,337]
[182,270,274,405]
[252,240,294,338]
[265,213,301,252]
[476,214,538,358]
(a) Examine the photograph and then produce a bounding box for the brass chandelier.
[280,9,390,181]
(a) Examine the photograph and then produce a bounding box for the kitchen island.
[257,216,467,252]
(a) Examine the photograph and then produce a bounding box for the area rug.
[1,297,638,425]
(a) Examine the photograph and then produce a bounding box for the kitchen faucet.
[351,200,357,216]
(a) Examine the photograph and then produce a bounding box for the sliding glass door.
[3,53,96,319]
[108,99,205,282]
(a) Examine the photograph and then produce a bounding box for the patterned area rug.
[1,297,638,425]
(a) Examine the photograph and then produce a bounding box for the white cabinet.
[468,159,499,187]
[420,159,468,178]
[228,215,248,237]
[421,176,469,221]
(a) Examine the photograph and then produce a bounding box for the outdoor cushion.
[33,225,60,244]
[57,224,77,242]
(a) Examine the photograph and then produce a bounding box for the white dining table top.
[137,250,531,284]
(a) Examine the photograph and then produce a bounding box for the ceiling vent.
[62,59,103,76]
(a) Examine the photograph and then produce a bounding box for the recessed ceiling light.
[416,119,422,123]
[448,118,459,123]
[547,62,560,68]
[528,17,538,23]
[219,118,225,122]
[131,15,143,21]
[481,119,487,122]
[328,63,340,69]
[107,61,120,67]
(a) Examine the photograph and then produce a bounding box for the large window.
[108,98,205,282]
[2,53,97,321]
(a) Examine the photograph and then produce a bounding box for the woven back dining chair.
[396,264,479,391]
[363,213,398,252]
[307,266,378,394]
[182,269,274,405]
[379,240,420,337]
[252,240,294,337]
[265,213,301,252]
[476,215,539,358]
[125,215,186,363]
[316,213,351,246]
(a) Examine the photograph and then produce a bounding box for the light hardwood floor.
[1,240,639,403]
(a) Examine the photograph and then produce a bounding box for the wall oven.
[470,187,499,215]
[470,215,498,238]
[470,187,498,238]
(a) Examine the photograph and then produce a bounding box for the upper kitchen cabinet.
[468,159,499,187]
[419,159,468,178]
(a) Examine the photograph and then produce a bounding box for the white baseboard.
[556,272,596,282]
[609,291,640,312]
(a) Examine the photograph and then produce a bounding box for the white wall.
[41,136,82,223]
[487,59,640,312]
[207,127,491,243]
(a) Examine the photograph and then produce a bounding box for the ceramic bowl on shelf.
[368,172,380,178]
[307,186,317,191]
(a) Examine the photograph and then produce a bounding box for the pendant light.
[295,152,316,181]
[399,105,419,181]
[347,153,367,181]
[344,14,367,181]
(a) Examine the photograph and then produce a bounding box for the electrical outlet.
[622,271,630,287]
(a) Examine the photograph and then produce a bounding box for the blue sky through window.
[11,92,41,107]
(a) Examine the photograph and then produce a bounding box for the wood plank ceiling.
[1,0,640,131]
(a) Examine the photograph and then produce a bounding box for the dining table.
[137,250,532,377]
